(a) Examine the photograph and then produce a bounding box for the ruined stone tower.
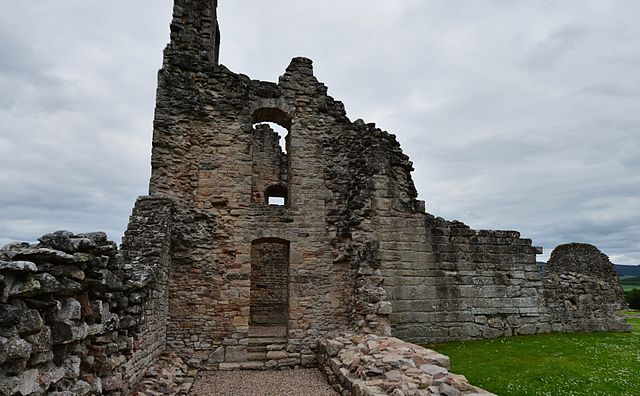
[0,2,630,392]
[142,0,402,367]
[121,0,629,368]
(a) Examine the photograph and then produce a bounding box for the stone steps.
[248,337,287,346]
[247,336,287,362]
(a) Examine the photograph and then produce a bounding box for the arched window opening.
[265,185,288,206]
[253,122,289,154]
[251,107,292,207]
[253,107,292,130]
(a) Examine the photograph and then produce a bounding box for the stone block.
[324,339,344,357]
[225,346,247,362]
[516,324,537,336]
[18,369,41,396]
[51,321,88,345]
[0,336,32,363]
[69,380,92,396]
[375,301,392,315]
[34,273,64,294]
[301,354,316,367]
[26,326,52,353]
[28,351,54,366]
[57,298,82,321]
[0,304,20,327]
[266,350,288,360]
[0,261,37,273]
[0,373,20,396]
[219,363,242,371]
[41,363,65,387]
[8,276,41,298]
[17,309,44,336]
[101,373,123,391]
[64,356,81,379]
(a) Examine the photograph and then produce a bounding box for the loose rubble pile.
[319,334,494,396]
[0,231,159,395]
[131,353,197,396]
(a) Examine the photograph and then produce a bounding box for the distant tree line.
[625,289,640,310]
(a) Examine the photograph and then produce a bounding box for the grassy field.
[620,276,640,292]
[427,318,640,396]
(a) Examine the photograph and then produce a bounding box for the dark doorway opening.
[250,238,289,331]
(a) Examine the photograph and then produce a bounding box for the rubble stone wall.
[119,196,174,385]
[0,227,168,396]
[543,243,630,333]
[148,0,394,368]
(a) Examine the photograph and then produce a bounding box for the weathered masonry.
[0,0,630,394]
[128,0,629,366]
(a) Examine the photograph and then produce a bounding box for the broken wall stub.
[543,243,630,332]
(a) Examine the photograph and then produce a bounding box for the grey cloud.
[0,28,43,76]
[579,83,640,98]
[522,25,590,71]
[0,0,638,266]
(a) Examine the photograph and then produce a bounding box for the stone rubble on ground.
[319,333,495,396]
[130,353,198,396]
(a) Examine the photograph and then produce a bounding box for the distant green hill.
[537,263,640,278]
[615,265,640,277]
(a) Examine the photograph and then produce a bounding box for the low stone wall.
[318,333,494,396]
[0,230,164,395]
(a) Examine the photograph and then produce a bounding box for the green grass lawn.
[623,284,640,291]
[427,318,640,396]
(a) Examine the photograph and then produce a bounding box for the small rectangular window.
[268,196,286,206]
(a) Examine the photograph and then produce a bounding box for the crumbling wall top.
[545,243,618,278]
[166,0,220,69]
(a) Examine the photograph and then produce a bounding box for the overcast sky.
[1,1,638,264]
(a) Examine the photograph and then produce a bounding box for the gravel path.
[190,369,338,396]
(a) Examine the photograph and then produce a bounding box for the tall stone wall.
[383,217,547,344]
[148,0,395,367]
[0,229,167,395]
[150,55,361,368]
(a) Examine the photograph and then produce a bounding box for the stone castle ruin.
[0,1,630,395]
